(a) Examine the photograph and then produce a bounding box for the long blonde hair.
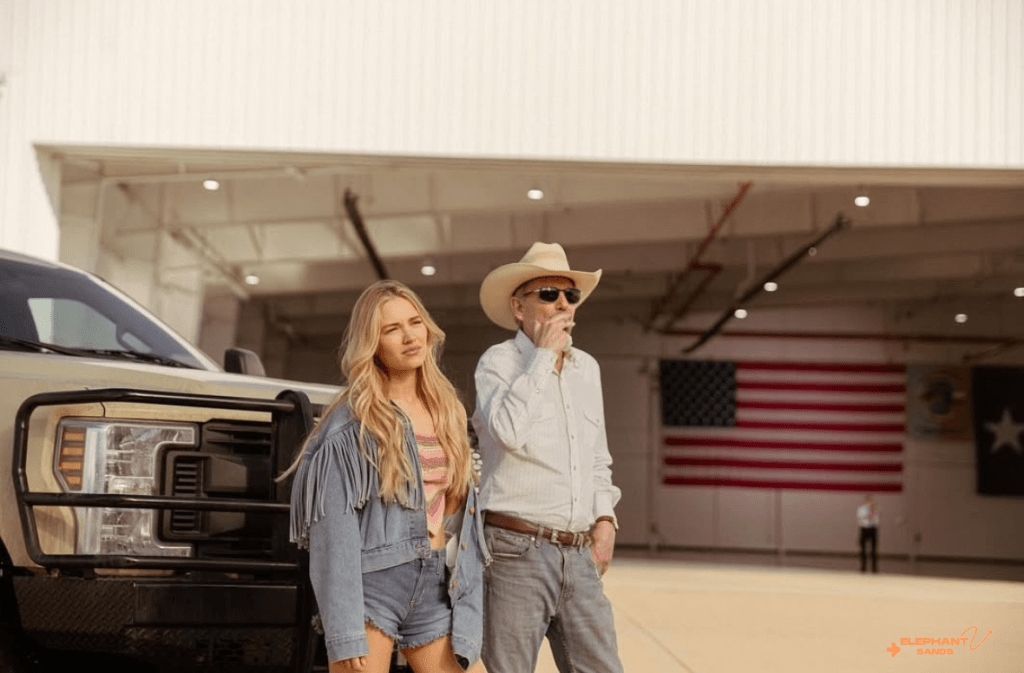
[282,280,473,506]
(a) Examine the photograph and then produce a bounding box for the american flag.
[660,360,906,492]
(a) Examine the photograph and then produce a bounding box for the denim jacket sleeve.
[289,419,377,663]
[308,467,369,662]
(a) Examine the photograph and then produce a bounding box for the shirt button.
[469,507,476,515]
[461,542,468,550]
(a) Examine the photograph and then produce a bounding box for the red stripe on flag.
[738,362,906,374]
[738,381,904,393]
[741,400,904,413]
[663,457,903,472]
[664,436,903,452]
[662,476,903,492]
[736,420,905,433]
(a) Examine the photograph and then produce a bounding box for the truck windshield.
[0,254,219,371]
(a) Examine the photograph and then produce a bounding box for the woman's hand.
[330,656,368,672]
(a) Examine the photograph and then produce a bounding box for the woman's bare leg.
[403,634,487,673]
[329,624,395,673]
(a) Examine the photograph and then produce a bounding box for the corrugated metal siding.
[1,0,1022,252]
[5,0,1023,162]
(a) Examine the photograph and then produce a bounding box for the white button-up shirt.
[857,503,880,528]
[472,330,621,533]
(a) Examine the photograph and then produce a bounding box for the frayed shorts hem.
[364,617,402,643]
[399,628,452,652]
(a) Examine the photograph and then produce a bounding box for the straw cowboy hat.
[479,242,602,331]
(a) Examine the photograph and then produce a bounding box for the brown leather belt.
[484,512,591,548]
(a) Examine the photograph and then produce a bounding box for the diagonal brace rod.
[343,189,389,280]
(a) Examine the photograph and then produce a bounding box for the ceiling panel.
[50,145,1024,343]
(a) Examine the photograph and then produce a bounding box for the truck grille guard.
[12,387,319,573]
[12,387,325,672]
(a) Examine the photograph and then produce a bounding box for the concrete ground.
[531,550,1024,673]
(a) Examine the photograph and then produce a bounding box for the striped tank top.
[416,433,450,548]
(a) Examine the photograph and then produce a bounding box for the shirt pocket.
[527,409,560,445]
[581,409,602,447]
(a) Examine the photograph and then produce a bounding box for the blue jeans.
[482,526,623,673]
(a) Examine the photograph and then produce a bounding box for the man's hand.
[590,519,616,576]
[534,314,574,353]
[330,656,367,672]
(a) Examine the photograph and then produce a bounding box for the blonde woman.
[284,280,488,673]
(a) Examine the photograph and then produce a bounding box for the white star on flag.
[984,408,1024,454]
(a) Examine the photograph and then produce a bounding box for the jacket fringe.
[288,421,422,549]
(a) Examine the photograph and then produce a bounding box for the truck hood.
[1,351,340,405]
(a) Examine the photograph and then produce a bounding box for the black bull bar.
[13,387,320,571]
[11,387,325,670]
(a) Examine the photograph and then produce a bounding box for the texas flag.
[972,367,1024,496]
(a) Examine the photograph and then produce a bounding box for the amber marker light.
[57,425,86,490]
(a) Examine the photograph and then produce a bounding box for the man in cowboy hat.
[472,242,623,673]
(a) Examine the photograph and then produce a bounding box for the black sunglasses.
[520,287,582,304]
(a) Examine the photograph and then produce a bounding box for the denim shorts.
[362,548,453,650]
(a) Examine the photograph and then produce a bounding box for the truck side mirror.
[224,348,266,376]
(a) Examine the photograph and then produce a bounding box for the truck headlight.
[55,420,198,557]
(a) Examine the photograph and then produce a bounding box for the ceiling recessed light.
[854,195,870,207]
[420,261,437,277]
[244,274,260,286]
[954,313,968,324]
[734,308,748,319]
[527,188,544,201]
[764,281,778,292]
[203,179,220,191]
[1015,287,1024,298]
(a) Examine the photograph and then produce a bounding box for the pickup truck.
[0,248,339,672]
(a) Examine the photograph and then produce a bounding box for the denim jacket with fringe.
[289,402,490,667]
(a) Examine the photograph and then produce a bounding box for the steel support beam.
[343,189,389,280]
[680,213,850,353]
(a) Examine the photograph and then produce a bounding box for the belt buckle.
[549,527,559,545]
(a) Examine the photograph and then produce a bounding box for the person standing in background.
[857,494,880,573]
